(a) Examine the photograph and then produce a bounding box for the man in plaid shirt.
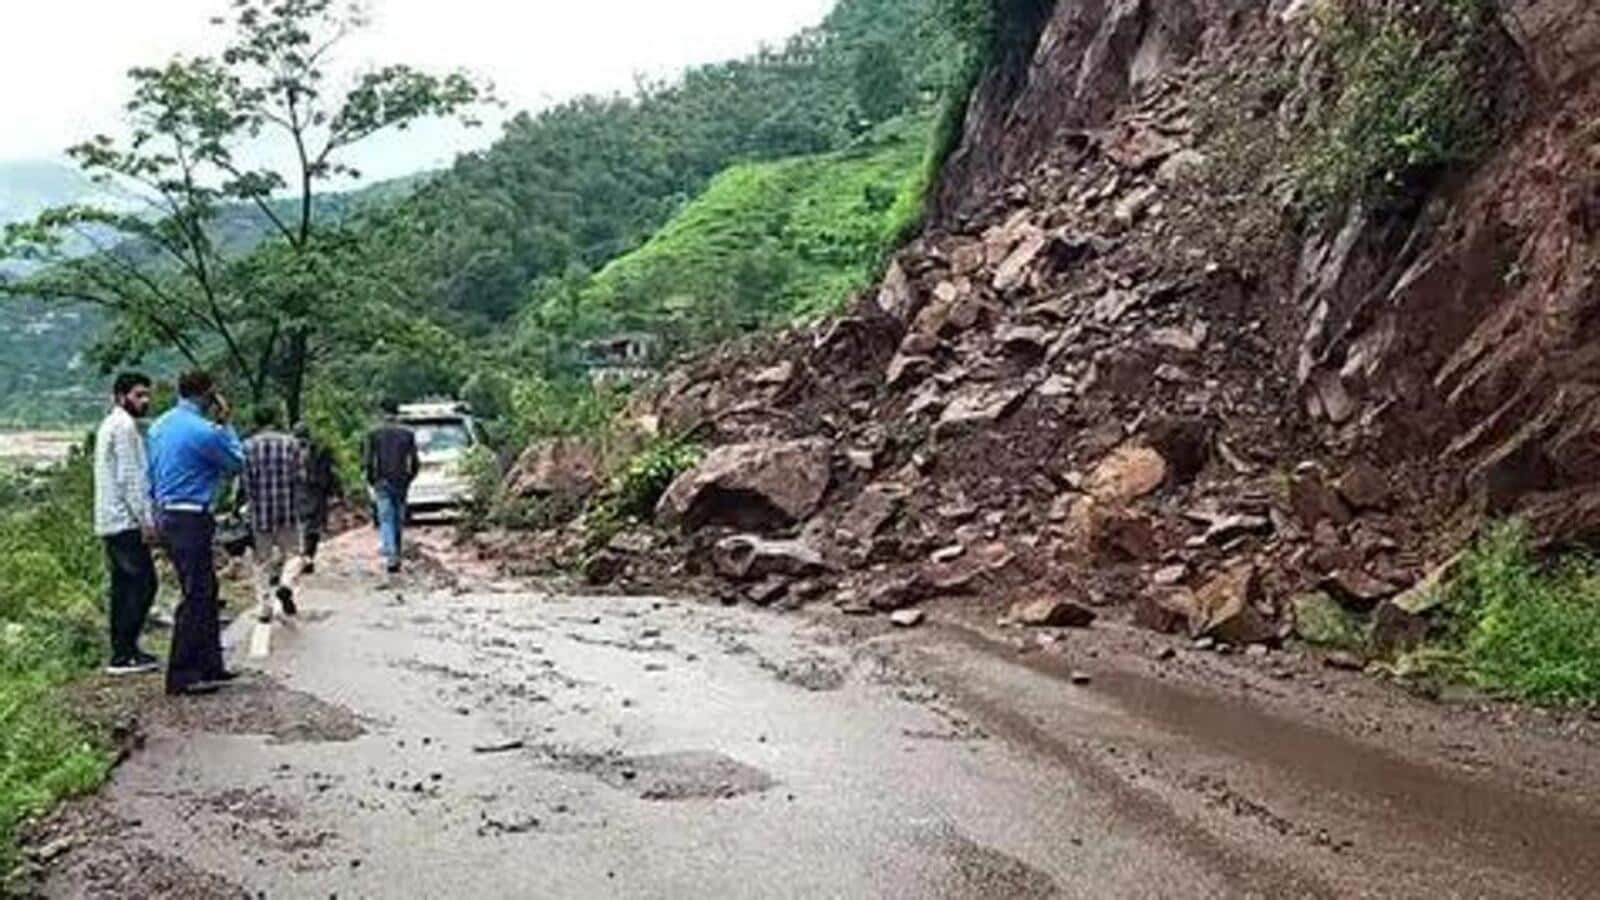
[243,405,307,624]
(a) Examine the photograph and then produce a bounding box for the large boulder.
[657,438,833,532]
[503,437,602,501]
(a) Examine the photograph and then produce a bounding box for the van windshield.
[408,420,473,455]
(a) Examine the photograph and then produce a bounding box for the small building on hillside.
[580,332,660,388]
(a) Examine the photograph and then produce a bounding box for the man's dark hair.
[112,371,152,397]
[176,370,215,400]
[380,397,400,416]
[252,403,284,431]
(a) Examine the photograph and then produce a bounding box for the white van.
[395,401,485,516]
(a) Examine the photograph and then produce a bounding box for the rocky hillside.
[487,0,1600,657]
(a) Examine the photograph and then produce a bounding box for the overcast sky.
[2,0,837,183]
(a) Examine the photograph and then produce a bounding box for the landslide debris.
[482,0,1600,661]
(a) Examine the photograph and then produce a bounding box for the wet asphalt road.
[35,533,1600,899]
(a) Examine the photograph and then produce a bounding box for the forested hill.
[343,0,965,340]
[2,0,975,425]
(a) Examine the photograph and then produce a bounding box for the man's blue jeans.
[374,482,408,568]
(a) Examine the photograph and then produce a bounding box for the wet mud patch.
[189,786,294,824]
[172,786,342,863]
[758,653,847,692]
[12,798,252,900]
[66,674,367,745]
[1180,773,1352,853]
[152,677,368,744]
[533,746,777,801]
[394,657,478,682]
[916,825,1059,900]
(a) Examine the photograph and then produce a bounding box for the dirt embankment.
[480,0,1600,667]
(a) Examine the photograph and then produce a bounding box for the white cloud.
[0,0,837,181]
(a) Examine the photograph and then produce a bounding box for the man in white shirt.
[93,372,159,675]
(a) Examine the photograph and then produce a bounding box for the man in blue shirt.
[147,370,245,696]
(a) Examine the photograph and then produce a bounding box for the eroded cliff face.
[937,0,1600,543]
[499,0,1600,648]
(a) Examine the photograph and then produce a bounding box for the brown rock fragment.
[1336,461,1390,511]
[1011,598,1098,628]
[1088,445,1169,503]
[1191,565,1275,645]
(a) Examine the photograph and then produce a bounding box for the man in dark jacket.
[293,422,340,573]
[363,400,419,573]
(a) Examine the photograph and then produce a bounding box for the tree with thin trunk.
[2,0,485,419]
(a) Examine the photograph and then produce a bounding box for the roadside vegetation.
[1437,523,1600,706]
[582,438,705,550]
[0,456,115,876]
[1297,0,1493,214]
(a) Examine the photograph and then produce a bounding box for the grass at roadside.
[1439,522,1600,706]
[0,453,115,877]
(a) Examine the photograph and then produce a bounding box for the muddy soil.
[14,528,1600,899]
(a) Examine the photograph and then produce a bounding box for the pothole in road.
[535,746,778,801]
[916,825,1059,899]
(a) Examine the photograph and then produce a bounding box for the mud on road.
[16,529,1600,899]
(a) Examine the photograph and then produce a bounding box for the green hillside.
[566,116,928,344]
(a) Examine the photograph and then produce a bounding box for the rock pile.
[488,0,1600,657]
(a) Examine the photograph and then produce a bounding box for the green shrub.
[606,440,703,522]
[1446,522,1600,706]
[507,377,625,446]
[1297,0,1491,214]
[583,439,703,551]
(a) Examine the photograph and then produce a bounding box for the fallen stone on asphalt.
[1370,601,1431,656]
[1336,461,1390,511]
[504,437,602,501]
[840,484,906,543]
[889,609,926,628]
[1011,598,1098,628]
[1291,592,1361,648]
[1391,554,1462,615]
[1324,651,1366,672]
[935,383,1029,438]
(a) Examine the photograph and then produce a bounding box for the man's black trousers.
[160,510,225,692]
[103,529,156,661]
